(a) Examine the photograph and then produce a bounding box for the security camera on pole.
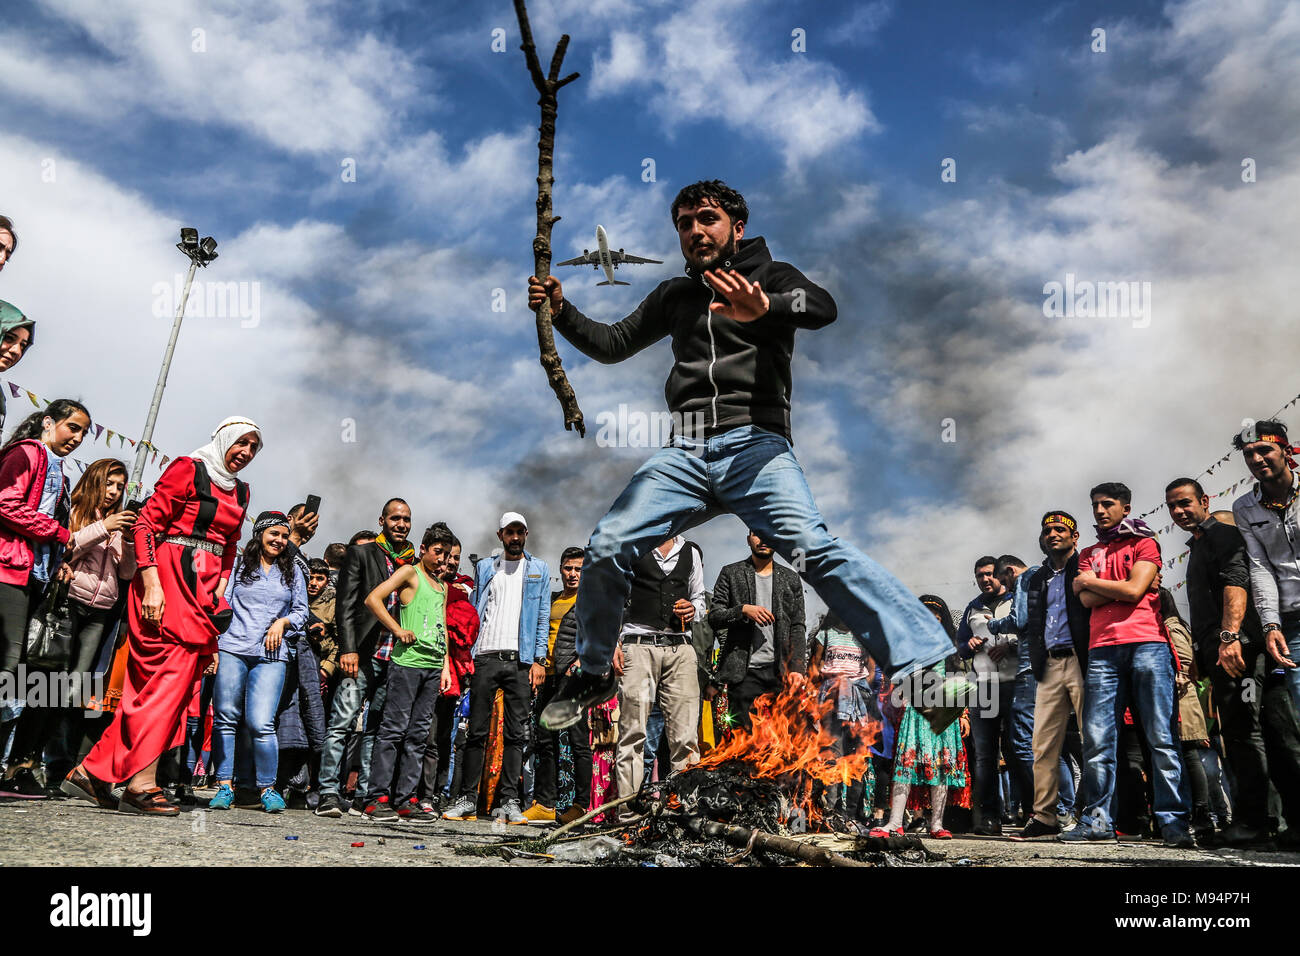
[126,227,218,505]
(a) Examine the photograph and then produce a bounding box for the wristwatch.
[1219,629,1242,645]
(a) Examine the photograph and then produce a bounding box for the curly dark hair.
[670,180,749,228]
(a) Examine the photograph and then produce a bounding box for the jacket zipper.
[703,275,720,429]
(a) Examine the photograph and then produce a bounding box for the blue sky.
[1,0,1295,614]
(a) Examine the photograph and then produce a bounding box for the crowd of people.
[3,199,1300,852]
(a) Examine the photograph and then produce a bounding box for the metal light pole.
[127,228,218,502]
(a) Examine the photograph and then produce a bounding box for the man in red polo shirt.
[1060,481,1192,848]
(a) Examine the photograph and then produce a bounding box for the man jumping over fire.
[528,180,962,733]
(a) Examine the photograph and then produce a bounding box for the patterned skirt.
[892,704,969,793]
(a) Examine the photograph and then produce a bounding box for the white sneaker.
[442,796,478,821]
[493,799,528,825]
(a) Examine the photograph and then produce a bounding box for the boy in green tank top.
[361,523,454,822]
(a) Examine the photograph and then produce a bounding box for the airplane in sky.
[556,225,662,286]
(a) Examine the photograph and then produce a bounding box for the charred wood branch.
[513,0,585,435]
[681,816,875,868]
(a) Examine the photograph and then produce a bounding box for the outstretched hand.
[704,269,769,323]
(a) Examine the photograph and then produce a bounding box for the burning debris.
[458,674,952,866]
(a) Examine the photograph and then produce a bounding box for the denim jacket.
[472,550,550,664]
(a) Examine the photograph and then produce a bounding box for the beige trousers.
[616,642,700,816]
[1031,653,1085,826]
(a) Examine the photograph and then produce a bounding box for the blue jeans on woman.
[1079,642,1187,830]
[211,651,287,789]
[573,425,954,680]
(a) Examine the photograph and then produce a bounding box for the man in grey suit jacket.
[708,530,807,731]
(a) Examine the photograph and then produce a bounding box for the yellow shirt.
[547,593,577,675]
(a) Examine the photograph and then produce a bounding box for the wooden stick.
[543,792,641,843]
[513,0,585,435]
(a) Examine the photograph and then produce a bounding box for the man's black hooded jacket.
[551,236,836,443]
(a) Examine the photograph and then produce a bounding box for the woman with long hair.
[63,417,259,815]
[869,594,971,840]
[0,400,91,797]
[207,511,307,813]
[3,458,136,794]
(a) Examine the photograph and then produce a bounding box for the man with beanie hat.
[1231,419,1300,712]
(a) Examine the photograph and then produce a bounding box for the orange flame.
[697,671,880,828]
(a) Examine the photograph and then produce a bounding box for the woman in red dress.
[63,416,262,815]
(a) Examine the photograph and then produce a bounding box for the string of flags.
[1,378,176,477]
[1137,389,1300,519]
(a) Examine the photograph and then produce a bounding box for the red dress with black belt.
[83,457,247,783]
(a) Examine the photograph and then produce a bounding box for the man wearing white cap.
[442,512,550,824]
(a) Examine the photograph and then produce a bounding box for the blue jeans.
[644,705,666,781]
[318,654,387,796]
[211,652,287,789]
[1080,642,1187,829]
[574,425,954,679]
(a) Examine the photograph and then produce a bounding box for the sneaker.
[442,796,478,821]
[364,796,398,821]
[493,799,528,825]
[897,667,977,735]
[557,804,587,826]
[348,795,367,817]
[314,791,344,818]
[1059,813,1117,843]
[540,669,618,731]
[1017,818,1061,840]
[0,767,49,800]
[396,797,435,823]
[305,790,321,812]
[972,820,1003,836]
[208,784,235,810]
[1161,822,1195,849]
[260,788,287,813]
[418,797,440,815]
[522,801,556,823]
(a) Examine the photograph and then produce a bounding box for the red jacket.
[443,573,478,698]
[0,439,71,587]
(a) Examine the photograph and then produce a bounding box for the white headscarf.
[189,416,262,491]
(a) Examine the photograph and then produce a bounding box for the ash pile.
[586,761,946,868]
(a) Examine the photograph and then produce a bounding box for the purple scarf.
[1095,516,1157,544]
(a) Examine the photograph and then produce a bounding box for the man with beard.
[442,513,549,825]
[314,498,413,818]
[1232,420,1300,714]
[1169,475,1300,846]
[708,529,807,732]
[528,180,957,734]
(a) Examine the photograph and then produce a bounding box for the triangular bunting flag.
[94,424,104,441]
[7,382,18,399]
[106,429,115,444]
[160,455,170,468]
[25,390,38,407]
